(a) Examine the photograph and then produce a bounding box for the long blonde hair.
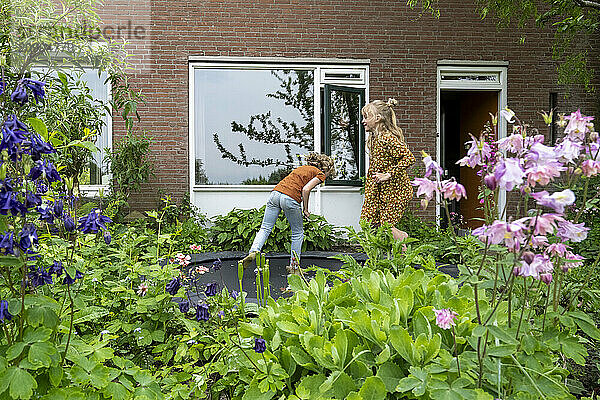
[362,99,405,151]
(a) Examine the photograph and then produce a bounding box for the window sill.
[79,185,110,197]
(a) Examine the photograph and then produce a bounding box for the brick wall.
[97,0,600,220]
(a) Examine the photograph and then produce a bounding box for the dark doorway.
[440,90,498,229]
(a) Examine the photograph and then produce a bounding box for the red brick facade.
[97,0,600,219]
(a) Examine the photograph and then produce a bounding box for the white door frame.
[436,61,508,223]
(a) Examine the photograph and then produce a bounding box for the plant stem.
[516,277,528,339]
[452,325,461,378]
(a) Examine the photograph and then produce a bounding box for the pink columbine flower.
[457,133,492,168]
[433,308,458,330]
[472,221,507,245]
[546,242,568,257]
[564,109,594,141]
[525,164,563,187]
[532,189,576,214]
[556,220,589,243]
[562,251,585,272]
[422,152,444,178]
[581,159,600,177]
[494,158,525,191]
[497,133,524,154]
[137,282,148,296]
[555,138,582,164]
[441,179,467,201]
[412,177,438,200]
[528,213,563,236]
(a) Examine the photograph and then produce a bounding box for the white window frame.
[436,61,508,222]
[188,57,370,194]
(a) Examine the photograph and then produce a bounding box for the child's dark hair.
[305,153,335,177]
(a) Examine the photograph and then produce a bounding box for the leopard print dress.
[361,131,415,226]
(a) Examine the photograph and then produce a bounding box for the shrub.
[209,207,338,252]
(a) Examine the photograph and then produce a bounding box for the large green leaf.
[396,366,429,396]
[357,376,386,399]
[376,361,403,393]
[389,325,418,365]
[28,342,57,368]
[27,117,48,139]
[569,311,600,341]
[103,382,130,400]
[319,371,356,399]
[2,367,38,399]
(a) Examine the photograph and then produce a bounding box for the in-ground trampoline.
[178,251,459,305]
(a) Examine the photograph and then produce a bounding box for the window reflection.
[194,69,314,185]
[329,90,360,181]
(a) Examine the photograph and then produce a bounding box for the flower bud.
[590,131,599,142]
[484,174,497,190]
[420,198,429,210]
[0,163,6,180]
[540,273,553,285]
[522,251,535,264]
[512,266,521,276]
[574,167,582,175]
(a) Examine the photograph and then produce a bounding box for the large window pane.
[194,69,314,185]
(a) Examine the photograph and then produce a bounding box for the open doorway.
[440,90,498,229]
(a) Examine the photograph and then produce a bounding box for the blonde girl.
[360,99,415,241]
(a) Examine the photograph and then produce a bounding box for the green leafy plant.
[210,207,338,252]
[104,130,154,200]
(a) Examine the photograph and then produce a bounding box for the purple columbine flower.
[29,160,61,183]
[1,116,28,156]
[63,270,83,285]
[205,282,218,297]
[0,300,12,322]
[254,337,266,353]
[195,304,210,321]
[37,203,55,224]
[212,258,222,271]
[10,83,28,105]
[78,208,112,234]
[63,214,76,232]
[0,231,15,255]
[26,133,56,161]
[28,266,53,288]
[165,277,181,296]
[230,290,239,300]
[178,299,190,313]
[48,261,63,276]
[53,199,63,217]
[19,224,38,250]
[0,192,25,217]
[23,79,46,103]
[103,230,111,245]
[25,191,42,208]
[0,75,4,96]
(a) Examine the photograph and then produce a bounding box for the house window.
[77,69,111,186]
[190,61,368,186]
[193,68,314,185]
[37,67,111,187]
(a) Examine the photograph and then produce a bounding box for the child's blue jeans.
[249,190,303,263]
